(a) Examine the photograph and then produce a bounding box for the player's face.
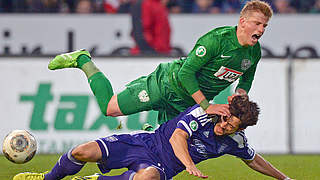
[214,115,241,136]
[240,11,269,46]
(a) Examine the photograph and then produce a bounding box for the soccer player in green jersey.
[48,0,273,125]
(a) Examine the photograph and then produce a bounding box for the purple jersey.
[151,104,255,177]
[96,104,255,179]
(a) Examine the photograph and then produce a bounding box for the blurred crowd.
[0,0,320,14]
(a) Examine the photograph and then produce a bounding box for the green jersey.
[118,26,261,124]
[169,26,261,105]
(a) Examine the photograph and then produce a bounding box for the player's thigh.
[96,135,160,174]
[71,141,102,162]
[117,76,162,115]
[134,166,161,180]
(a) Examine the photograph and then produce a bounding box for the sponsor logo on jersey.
[241,59,252,70]
[189,120,199,131]
[214,66,243,82]
[138,90,150,102]
[196,46,206,57]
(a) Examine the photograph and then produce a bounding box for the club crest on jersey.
[138,90,150,102]
[214,66,243,82]
[189,120,198,131]
[195,46,206,57]
[241,59,252,70]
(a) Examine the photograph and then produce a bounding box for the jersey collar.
[232,26,246,49]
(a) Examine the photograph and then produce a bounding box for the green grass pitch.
[1,154,319,179]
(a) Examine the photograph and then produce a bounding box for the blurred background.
[0,0,320,156]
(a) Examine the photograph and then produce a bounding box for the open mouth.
[252,34,261,41]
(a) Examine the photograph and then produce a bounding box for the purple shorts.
[95,134,170,180]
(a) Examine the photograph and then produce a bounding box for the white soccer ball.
[2,130,37,164]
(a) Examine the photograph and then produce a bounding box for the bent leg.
[45,141,103,180]
[92,135,166,180]
[13,141,97,180]
[106,95,123,117]
[71,141,102,162]
[88,60,165,118]
[50,51,117,116]
[44,148,85,180]
[88,71,115,116]
[78,55,116,116]
[116,76,160,116]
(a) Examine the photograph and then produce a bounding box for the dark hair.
[229,95,260,129]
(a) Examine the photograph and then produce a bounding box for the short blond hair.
[240,0,273,19]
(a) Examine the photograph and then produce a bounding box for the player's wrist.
[199,99,210,110]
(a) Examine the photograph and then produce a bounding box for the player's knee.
[106,95,123,117]
[71,145,91,161]
[134,167,160,180]
[71,142,101,162]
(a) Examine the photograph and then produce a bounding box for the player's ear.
[239,17,246,28]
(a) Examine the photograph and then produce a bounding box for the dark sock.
[88,72,114,115]
[98,170,136,180]
[77,54,91,68]
[44,150,85,180]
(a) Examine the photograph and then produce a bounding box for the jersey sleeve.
[236,45,261,93]
[178,33,220,95]
[227,132,256,160]
[176,105,208,137]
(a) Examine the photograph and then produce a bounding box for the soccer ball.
[2,130,37,164]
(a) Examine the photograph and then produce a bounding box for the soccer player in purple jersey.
[14,96,293,180]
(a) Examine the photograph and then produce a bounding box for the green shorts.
[117,62,193,124]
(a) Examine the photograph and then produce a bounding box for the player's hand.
[205,104,230,117]
[186,164,208,179]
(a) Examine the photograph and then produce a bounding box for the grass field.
[1,154,319,179]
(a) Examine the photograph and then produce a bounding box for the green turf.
[1,154,319,179]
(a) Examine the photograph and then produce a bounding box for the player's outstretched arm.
[169,129,208,179]
[242,153,293,180]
